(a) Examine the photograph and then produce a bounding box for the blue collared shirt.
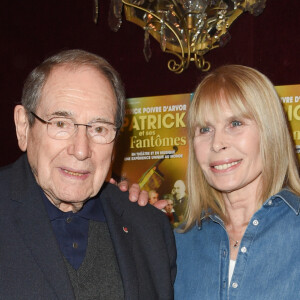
[42,192,106,270]
[174,189,300,300]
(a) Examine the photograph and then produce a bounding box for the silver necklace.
[232,240,239,248]
[229,237,239,248]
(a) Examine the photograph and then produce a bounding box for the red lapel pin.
[123,226,128,233]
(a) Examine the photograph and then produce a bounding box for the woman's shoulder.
[272,188,300,202]
[267,188,300,215]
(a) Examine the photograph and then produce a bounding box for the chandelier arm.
[165,50,186,74]
[185,28,192,69]
[122,0,185,60]
[168,0,192,71]
[193,53,210,71]
[93,0,99,24]
[169,0,185,21]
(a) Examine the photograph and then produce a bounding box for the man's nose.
[67,126,92,160]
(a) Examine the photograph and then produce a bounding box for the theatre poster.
[276,84,300,162]
[112,93,192,227]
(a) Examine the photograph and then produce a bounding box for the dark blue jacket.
[0,155,176,299]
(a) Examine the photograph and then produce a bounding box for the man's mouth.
[61,168,89,178]
[63,169,83,176]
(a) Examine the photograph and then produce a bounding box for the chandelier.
[95,0,267,74]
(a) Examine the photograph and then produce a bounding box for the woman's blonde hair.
[183,65,300,231]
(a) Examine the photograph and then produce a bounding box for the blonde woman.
[175,65,300,299]
[130,65,300,299]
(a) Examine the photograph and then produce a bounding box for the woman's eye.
[199,127,211,134]
[195,125,213,136]
[231,120,242,127]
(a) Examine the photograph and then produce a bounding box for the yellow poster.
[112,94,192,226]
[275,84,300,161]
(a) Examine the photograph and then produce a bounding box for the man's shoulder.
[0,155,28,175]
[100,181,129,198]
[0,160,14,175]
[0,158,23,207]
[0,155,36,201]
[100,182,168,223]
[0,158,19,186]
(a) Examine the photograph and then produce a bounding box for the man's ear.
[14,105,29,152]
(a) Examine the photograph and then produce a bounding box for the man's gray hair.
[21,49,125,128]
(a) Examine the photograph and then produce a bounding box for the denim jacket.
[174,189,300,300]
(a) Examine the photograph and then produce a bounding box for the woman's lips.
[210,159,242,171]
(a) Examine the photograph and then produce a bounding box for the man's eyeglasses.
[31,112,118,144]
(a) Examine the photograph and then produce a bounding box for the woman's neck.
[223,190,259,260]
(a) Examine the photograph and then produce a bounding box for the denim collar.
[196,189,300,229]
[266,188,300,215]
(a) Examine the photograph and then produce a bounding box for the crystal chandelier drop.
[95,0,267,74]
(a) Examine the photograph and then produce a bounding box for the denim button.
[241,246,247,253]
[66,217,72,223]
[253,219,259,226]
[232,282,238,288]
[268,200,272,205]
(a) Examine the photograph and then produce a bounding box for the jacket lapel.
[10,155,75,299]
[101,186,139,299]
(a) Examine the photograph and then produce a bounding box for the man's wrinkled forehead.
[37,65,117,114]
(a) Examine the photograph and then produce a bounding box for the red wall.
[0,0,299,166]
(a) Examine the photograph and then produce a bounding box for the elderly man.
[0,50,176,299]
[171,180,188,222]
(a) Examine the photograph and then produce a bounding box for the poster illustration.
[275,84,300,161]
[112,94,192,227]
